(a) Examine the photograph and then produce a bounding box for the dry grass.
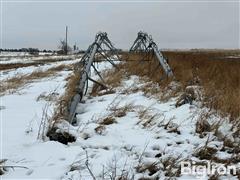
[0,64,73,95]
[99,116,116,125]
[0,62,76,144]
[195,146,218,160]
[120,50,240,121]
[108,102,134,117]
[0,57,75,71]
[43,64,82,143]
[94,115,117,135]
[1,64,74,140]
[121,52,171,84]
[195,112,212,135]
[136,156,181,178]
[90,68,125,96]
[163,50,240,120]
[0,62,45,71]
[94,125,106,135]
[137,108,161,128]
[135,162,160,176]
[50,64,81,123]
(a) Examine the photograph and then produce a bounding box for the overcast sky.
[1,0,239,50]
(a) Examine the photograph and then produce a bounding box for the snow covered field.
[61,76,239,180]
[0,55,81,178]
[0,51,53,57]
[0,54,76,65]
[1,70,77,179]
[0,59,77,82]
[0,54,239,179]
[0,52,31,57]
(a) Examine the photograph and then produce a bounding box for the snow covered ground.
[0,54,76,65]
[0,52,30,57]
[0,60,81,179]
[0,60,115,179]
[0,59,78,82]
[0,51,55,57]
[0,58,239,179]
[61,76,239,180]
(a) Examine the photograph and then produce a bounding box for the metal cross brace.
[67,32,120,124]
[130,31,173,77]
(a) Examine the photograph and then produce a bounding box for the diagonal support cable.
[96,45,118,69]
[91,64,105,84]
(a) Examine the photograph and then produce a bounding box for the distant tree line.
[0,48,54,55]
[0,46,121,55]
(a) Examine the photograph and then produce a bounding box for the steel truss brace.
[130,31,173,77]
[67,32,120,124]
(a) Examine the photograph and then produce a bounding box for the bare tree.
[58,40,71,55]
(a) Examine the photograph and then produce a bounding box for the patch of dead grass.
[0,64,72,95]
[99,116,116,125]
[49,65,82,124]
[137,108,161,128]
[0,57,75,71]
[90,67,125,96]
[110,103,135,118]
[120,50,240,121]
[94,125,106,135]
[136,162,160,176]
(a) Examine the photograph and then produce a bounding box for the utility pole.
[65,26,68,55]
